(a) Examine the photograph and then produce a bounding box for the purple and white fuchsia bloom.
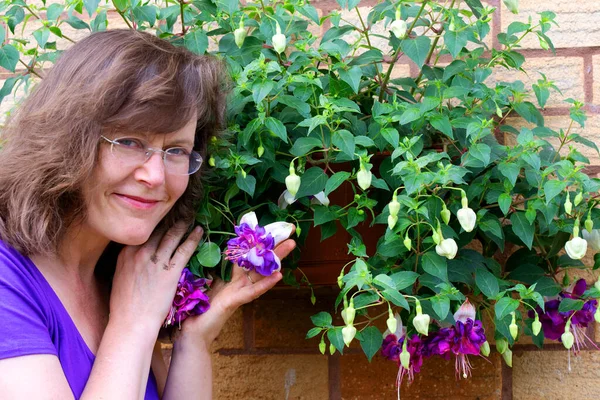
[165,268,211,327]
[381,314,425,387]
[225,211,294,276]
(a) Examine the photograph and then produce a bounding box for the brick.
[501,0,600,49]
[513,350,600,399]
[389,63,413,79]
[593,55,600,106]
[213,353,329,399]
[340,353,502,399]
[488,56,585,107]
[211,308,245,351]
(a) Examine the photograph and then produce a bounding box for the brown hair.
[0,29,227,256]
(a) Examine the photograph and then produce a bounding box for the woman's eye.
[116,138,144,149]
[168,147,190,156]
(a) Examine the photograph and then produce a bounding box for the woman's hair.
[0,29,228,256]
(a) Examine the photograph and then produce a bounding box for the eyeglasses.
[100,136,203,175]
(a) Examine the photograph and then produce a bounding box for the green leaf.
[380,127,399,147]
[333,129,355,159]
[510,212,534,249]
[349,49,382,66]
[389,271,419,290]
[33,28,50,48]
[430,115,453,138]
[296,167,328,198]
[0,45,19,72]
[398,107,421,125]
[306,327,322,339]
[382,289,410,310]
[431,296,450,320]
[47,4,65,21]
[498,162,520,187]
[534,277,561,297]
[558,298,584,313]
[373,274,396,291]
[297,115,327,134]
[468,143,491,166]
[235,172,256,196]
[401,36,432,68]
[290,137,323,157]
[507,21,530,36]
[359,326,383,362]
[442,60,467,82]
[215,0,239,14]
[475,268,499,298]
[196,242,221,267]
[543,180,566,204]
[444,30,468,58]
[338,65,362,94]
[265,117,288,143]
[421,251,448,281]
[84,0,100,17]
[251,79,274,105]
[495,297,520,319]
[327,328,344,354]
[311,311,332,327]
[498,193,512,216]
[325,171,350,195]
[113,0,128,11]
[278,95,311,116]
[184,29,208,54]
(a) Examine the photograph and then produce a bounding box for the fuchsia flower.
[423,300,487,379]
[381,314,425,387]
[165,268,211,327]
[224,211,294,276]
[529,279,599,352]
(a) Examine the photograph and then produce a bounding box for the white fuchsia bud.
[400,339,410,369]
[457,206,477,232]
[496,338,508,354]
[272,23,287,54]
[208,156,216,167]
[436,238,458,260]
[319,337,326,354]
[480,340,491,357]
[389,193,400,217]
[509,312,518,340]
[386,308,398,334]
[257,144,264,158]
[285,161,301,197]
[234,21,246,48]
[564,193,573,215]
[390,18,407,39]
[412,300,430,336]
[461,192,469,208]
[502,0,519,14]
[441,205,451,225]
[329,342,336,355]
[502,347,513,367]
[357,164,372,191]
[561,322,574,350]
[388,215,398,230]
[532,314,542,336]
[341,300,356,325]
[582,228,600,251]
[595,307,600,324]
[342,324,357,347]
[574,192,583,206]
[585,213,594,234]
[454,299,476,323]
[403,236,412,251]
[432,229,441,245]
[565,236,587,260]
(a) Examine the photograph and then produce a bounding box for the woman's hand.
[109,222,204,330]
[177,237,296,346]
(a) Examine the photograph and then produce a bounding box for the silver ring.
[246,272,255,284]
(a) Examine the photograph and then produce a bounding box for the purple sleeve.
[0,250,57,360]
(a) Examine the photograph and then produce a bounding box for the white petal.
[312,191,330,206]
[453,300,476,323]
[264,221,295,246]
[247,247,263,266]
[239,211,258,229]
[271,254,282,273]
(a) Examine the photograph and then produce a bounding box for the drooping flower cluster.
[224,211,294,276]
[381,300,487,385]
[165,268,211,327]
[529,279,599,353]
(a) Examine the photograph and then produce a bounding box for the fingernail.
[194,226,204,235]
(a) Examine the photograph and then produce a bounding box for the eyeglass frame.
[100,135,203,175]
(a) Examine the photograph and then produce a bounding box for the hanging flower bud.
[595,306,600,324]
[582,228,600,251]
[285,161,301,197]
[208,156,216,167]
[388,215,398,230]
[357,163,372,191]
[403,235,412,251]
[234,21,247,48]
[329,343,336,355]
[496,338,508,354]
[502,348,513,367]
[319,337,326,354]
[502,0,519,14]
[341,299,356,325]
[595,276,600,291]
[574,192,583,206]
[400,339,410,369]
[532,314,542,336]
[432,229,441,245]
[436,238,458,260]
[565,236,587,260]
[342,324,357,347]
[296,226,302,236]
[461,191,469,208]
[509,312,518,340]
[457,205,477,233]
[241,169,247,178]
[386,308,397,334]
[585,213,594,235]
[480,340,491,357]
[272,22,287,54]
[412,299,431,336]
[337,271,344,289]
[257,144,265,158]
[561,322,574,350]
[389,192,401,217]
[441,204,451,225]
[389,10,407,39]
[564,193,572,215]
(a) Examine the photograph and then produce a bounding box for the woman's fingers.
[274,239,296,260]
[152,222,189,263]
[167,226,204,272]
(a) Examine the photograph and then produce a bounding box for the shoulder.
[0,239,43,292]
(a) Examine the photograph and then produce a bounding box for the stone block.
[513,350,600,399]
[501,0,600,49]
[211,307,245,351]
[340,352,502,399]
[213,353,329,399]
[593,55,600,106]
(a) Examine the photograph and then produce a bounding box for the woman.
[0,30,295,399]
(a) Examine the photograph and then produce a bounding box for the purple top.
[0,240,159,399]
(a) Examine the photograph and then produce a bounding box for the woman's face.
[82,117,198,245]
